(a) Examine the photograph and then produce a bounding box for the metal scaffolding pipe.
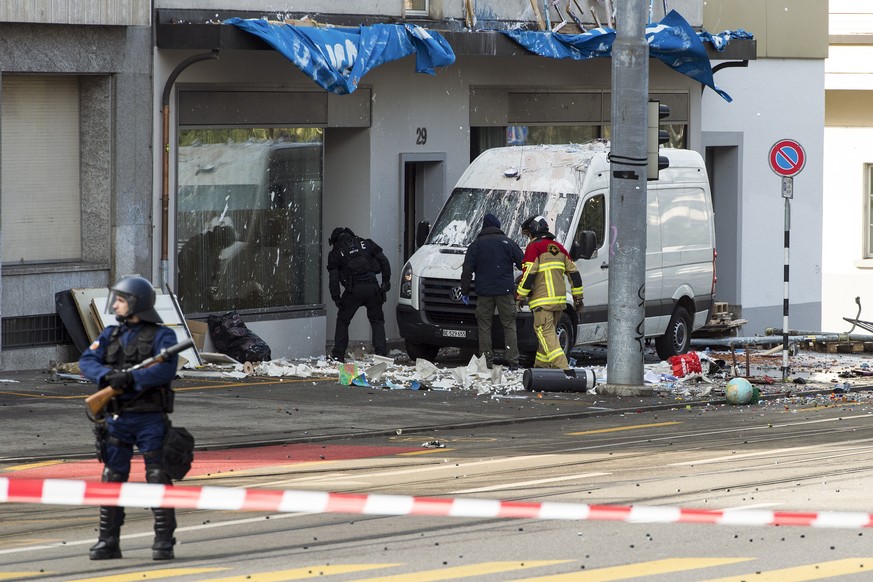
[690,333,873,349]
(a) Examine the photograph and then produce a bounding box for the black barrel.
[522,368,597,392]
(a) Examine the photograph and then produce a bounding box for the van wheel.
[404,340,440,362]
[655,306,691,360]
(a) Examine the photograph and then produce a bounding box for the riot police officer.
[327,227,391,361]
[79,276,180,561]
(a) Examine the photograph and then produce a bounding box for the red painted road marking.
[1,444,422,481]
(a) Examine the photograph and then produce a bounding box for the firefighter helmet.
[521,215,550,238]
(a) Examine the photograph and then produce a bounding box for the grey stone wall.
[0,0,150,26]
[0,22,154,369]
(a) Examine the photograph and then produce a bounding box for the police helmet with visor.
[107,276,162,324]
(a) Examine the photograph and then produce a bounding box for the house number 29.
[416,127,427,145]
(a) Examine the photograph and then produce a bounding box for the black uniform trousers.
[333,278,387,358]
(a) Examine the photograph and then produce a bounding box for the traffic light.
[647,100,670,180]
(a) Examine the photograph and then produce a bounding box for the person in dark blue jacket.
[79,276,180,561]
[459,213,524,368]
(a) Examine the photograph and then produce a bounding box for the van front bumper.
[396,304,538,352]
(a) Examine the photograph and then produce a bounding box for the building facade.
[701,0,828,336]
[1,0,827,370]
[822,2,873,332]
[0,1,153,369]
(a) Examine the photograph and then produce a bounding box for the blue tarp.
[502,10,749,102]
[225,18,456,95]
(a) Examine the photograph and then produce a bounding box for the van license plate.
[442,329,466,338]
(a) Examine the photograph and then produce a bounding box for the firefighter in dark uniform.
[79,276,180,561]
[327,227,391,361]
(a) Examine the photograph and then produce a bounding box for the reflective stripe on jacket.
[516,237,583,309]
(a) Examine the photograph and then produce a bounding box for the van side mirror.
[571,230,597,261]
[415,220,430,248]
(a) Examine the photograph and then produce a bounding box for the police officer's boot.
[90,468,127,560]
[89,506,125,559]
[151,508,176,560]
[146,464,176,560]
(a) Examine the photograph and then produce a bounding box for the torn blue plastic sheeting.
[502,10,746,102]
[504,27,615,60]
[646,10,732,102]
[699,27,753,51]
[225,18,456,95]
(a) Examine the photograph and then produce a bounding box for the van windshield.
[426,187,579,248]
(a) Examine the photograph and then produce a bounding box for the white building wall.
[822,127,873,332]
[822,4,873,333]
[702,58,825,335]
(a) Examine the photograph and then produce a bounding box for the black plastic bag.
[207,311,272,362]
[162,424,195,481]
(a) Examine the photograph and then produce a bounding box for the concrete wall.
[822,125,873,332]
[0,0,150,25]
[822,7,873,332]
[704,0,828,59]
[155,0,703,26]
[702,58,825,335]
[0,23,153,370]
[830,0,873,36]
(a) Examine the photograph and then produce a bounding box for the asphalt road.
[4,390,873,580]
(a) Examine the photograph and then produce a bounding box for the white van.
[396,141,716,363]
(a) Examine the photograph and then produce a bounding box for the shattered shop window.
[176,128,323,314]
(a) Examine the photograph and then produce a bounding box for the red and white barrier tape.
[2,477,871,529]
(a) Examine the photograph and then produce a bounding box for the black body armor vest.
[106,324,173,413]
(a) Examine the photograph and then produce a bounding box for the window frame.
[0,73,111,271]
[867,163,873,259]
[404,0,429,16]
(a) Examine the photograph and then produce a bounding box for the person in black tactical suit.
[460,213,524,368]
[327,227,391,362]
[79,276,180,561]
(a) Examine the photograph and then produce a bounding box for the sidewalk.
[0,347,870,464]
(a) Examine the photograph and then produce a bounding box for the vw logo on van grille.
[450,287,464,302]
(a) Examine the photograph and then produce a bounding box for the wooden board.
[810,341,866,354]
[71,288,109,342]
[69,287,200,369]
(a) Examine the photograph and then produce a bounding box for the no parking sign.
[769,138,805,381]
[769,139,805,178]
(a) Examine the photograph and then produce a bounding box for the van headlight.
[400,262,413,299]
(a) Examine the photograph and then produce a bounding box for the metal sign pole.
[769,139,803,383]
[781,176,793,381]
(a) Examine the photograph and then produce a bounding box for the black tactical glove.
[380,280,390,293]
[574,296,584,313]
[333,297,343,309]
[105,370,135,392]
